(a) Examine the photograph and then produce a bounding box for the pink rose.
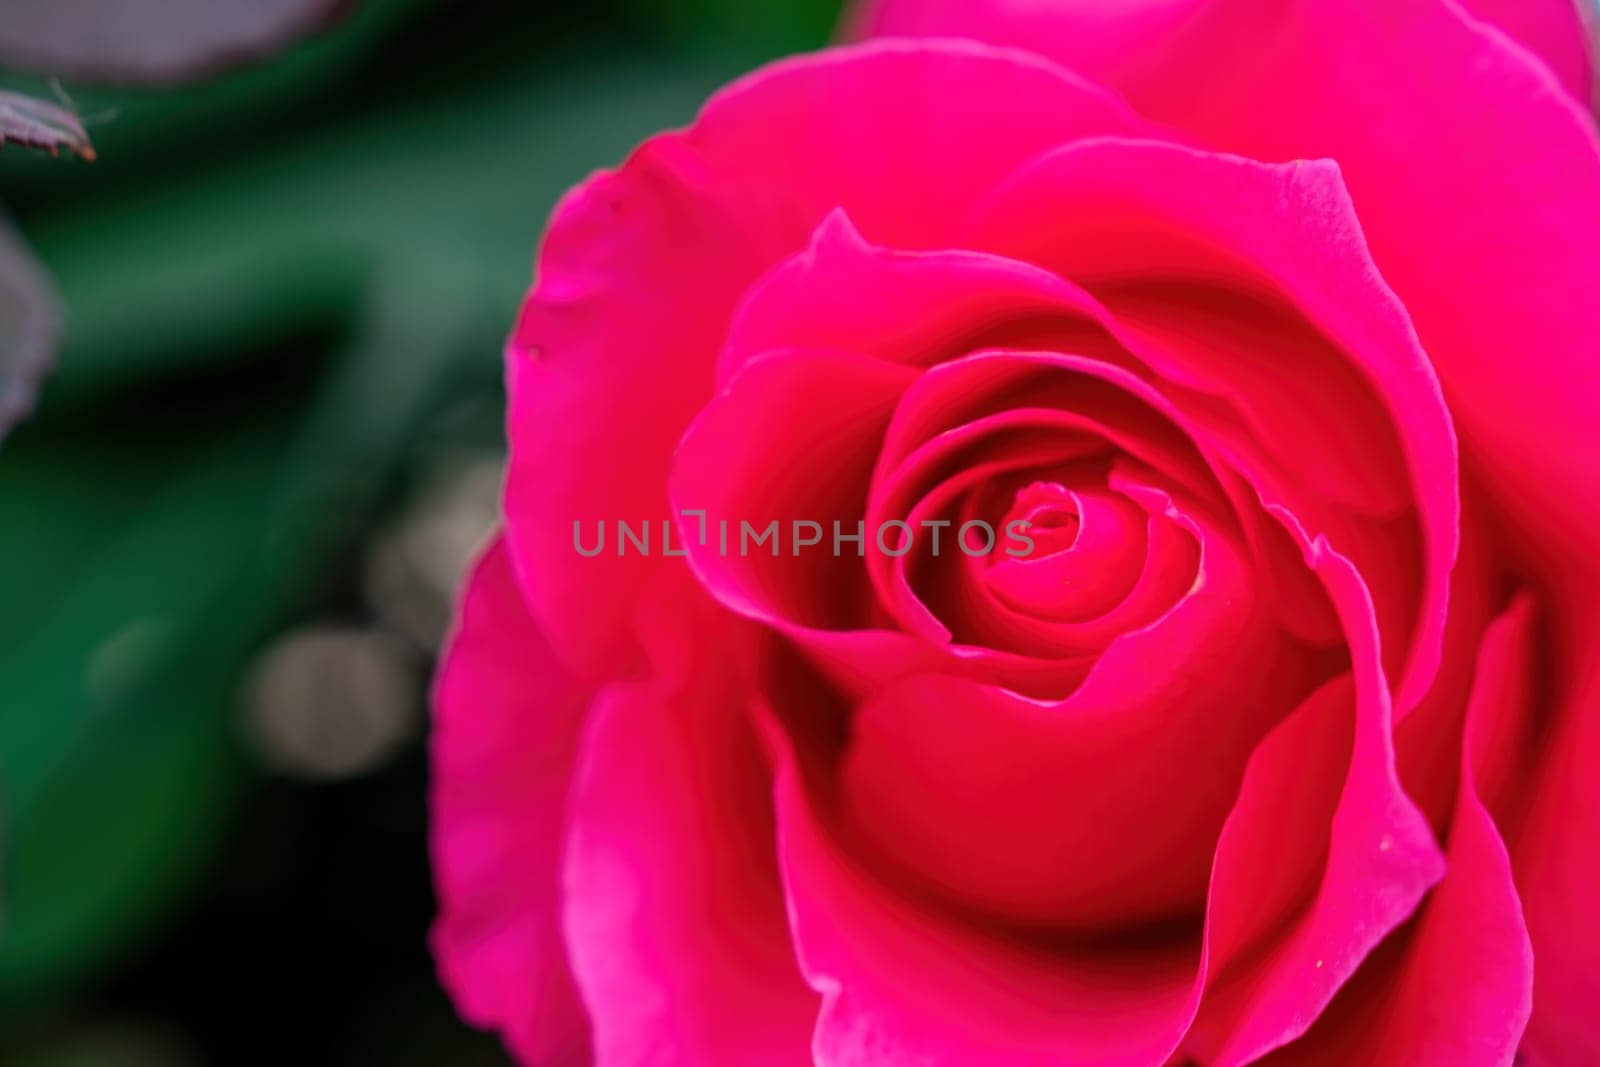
[430,3,1600,1064]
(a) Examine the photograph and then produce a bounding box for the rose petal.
[717,207,1122,386]
[1392,483,1503,835]
[559,600,818,1065]
[848,0,1594,112]
[430,536,591,1065]
[1256,595,1538,1066]
[1507,598,1600,1064]
[670,346,917,633]
[1457,0,1594,103]
[1185,543,1446,1065]
[767,700,1205,1066]
[844,0,1207,108]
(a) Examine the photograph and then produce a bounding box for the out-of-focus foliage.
[0,0,839,1061]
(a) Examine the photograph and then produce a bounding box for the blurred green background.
[0,2,840,1063]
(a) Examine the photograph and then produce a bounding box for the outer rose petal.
[848,0,1594,109]
[560,674,818,1067]
[505,38,1147,678]
[1258,596,1538,1066]
[1458,0,1595,102]
[844,0,1210,102]
[430,537,591,1065]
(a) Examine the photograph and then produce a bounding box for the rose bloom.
[429,2,1600,1064]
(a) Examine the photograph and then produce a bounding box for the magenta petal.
[1187,544,1446,1065]
[1457,0,1595,102]
[560,661,817,1064]
[670,346,917,632]
[767,705,1203,1066]
[849,0,1594,107]
[1258,596,1537,1066]
[838,668,1234,929]
[430,537,591,1065]
[1509,600,1600,1064]
[505,39,1148,675]
[717,206,1117,385]
[844,0,1209,109]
